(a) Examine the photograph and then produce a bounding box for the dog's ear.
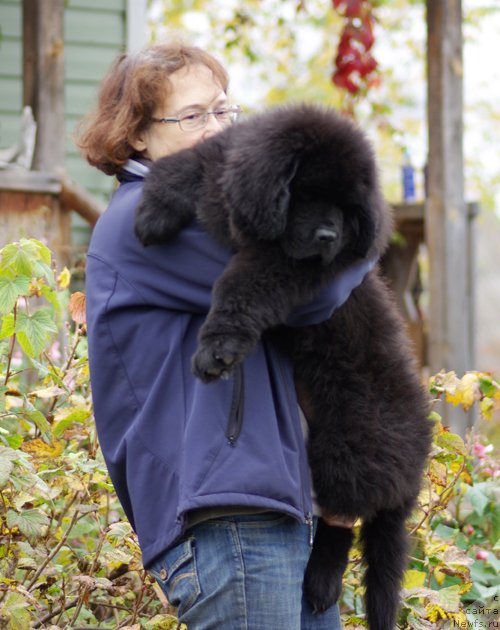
[135,150,202,246]
[346,199,377,258]
[222,146,299,240]
[345,177,391,257]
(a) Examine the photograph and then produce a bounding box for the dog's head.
[222,104,390,263]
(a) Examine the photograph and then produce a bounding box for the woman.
[79,41,374,629]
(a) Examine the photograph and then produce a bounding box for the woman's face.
[132,64,228,161]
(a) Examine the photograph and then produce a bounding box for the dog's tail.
[360,505,411,630]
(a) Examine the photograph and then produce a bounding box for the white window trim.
[127,0,148,52]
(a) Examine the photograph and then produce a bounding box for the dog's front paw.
[192,330,259,383]
[192,338,246,383]
[135,201,167,246]
[304,555,343,614]
[135,200,190,246]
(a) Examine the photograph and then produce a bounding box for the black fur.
[135,104,432,629]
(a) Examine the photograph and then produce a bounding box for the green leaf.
[466,485,490,517]
[17,556,38,571]
[435,431,467,456]
[0,275,30,314]
[6,508,49,540]
[0,456,14,488]
[143,614,187,630]
[24,408,52,439]
[106,520,133,543]
[435,584,461,612]
[40,283,62,313]
[5,435,23,449]
[0,313,15,340]
[53,408,91,437]
[31,239,52,265]
[1,243,34,276]
[15,308,58,357]
[478,375,497,398]
[2,591,32,630]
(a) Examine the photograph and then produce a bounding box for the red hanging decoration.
[331,0,379,96]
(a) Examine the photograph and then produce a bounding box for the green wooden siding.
[0,0,126,201]
[0,0,129,249]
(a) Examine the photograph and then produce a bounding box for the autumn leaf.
[429,459,448,486]
[57,266,71,289]
[21,438,63,460]
[445,372,481,410]
[69,291,86,324]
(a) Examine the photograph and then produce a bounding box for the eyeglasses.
[151,105,241,132]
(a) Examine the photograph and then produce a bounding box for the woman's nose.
[203,113,225,138]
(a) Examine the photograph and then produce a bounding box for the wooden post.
[22,0,65,172]
[426,0,473,435]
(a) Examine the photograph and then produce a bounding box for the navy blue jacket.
[85,167,375,567]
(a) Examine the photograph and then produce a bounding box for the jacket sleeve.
[286,256,377,327]
[88,182,232,315]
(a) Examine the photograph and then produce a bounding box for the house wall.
[0,0,146,250]
[0,0,130,194]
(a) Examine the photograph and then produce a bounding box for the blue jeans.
[149,512,343,629]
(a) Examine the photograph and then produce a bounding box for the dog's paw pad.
[191,345,242,383]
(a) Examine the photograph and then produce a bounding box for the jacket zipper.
[226,364,244,447]
[274,343,315,541]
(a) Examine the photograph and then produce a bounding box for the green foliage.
[0,239,170,629]
[1,239,498,628]
[340,372,500,629]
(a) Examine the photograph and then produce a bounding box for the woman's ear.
[222,144,299,241]
[129,128,149,154]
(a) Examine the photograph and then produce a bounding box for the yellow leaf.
[429,460,448,487]
[479,397,494,422]
[445,373,480,411]
[57,266,71,289]
[403,569,427,589]
[21,438,63,460]
[434,568,446,585]
[426,604,449,622]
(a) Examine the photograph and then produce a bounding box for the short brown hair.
[76,43,229,176]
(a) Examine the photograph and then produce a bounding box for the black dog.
[135,104,432,629]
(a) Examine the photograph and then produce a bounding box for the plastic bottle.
[402,149,416,202]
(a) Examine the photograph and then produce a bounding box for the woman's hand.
[321,513,356,528]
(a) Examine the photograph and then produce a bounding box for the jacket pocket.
[225,364,244,446]
[150,537,201,616]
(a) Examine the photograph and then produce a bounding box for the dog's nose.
[315,228,338,242]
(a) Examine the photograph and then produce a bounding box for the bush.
[340,375,500,629]
[0,239,498,629]
[0,239,180,629]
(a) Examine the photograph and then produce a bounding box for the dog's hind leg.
[361,507,410,630]
[303,519,354,614]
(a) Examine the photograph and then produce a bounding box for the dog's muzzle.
[314,228,341,265]
[315,228,339,243]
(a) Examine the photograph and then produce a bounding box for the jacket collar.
[118,158,152,183]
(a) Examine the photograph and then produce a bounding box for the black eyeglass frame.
[150,105,242,131]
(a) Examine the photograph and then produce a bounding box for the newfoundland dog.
[135,104,432,630]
